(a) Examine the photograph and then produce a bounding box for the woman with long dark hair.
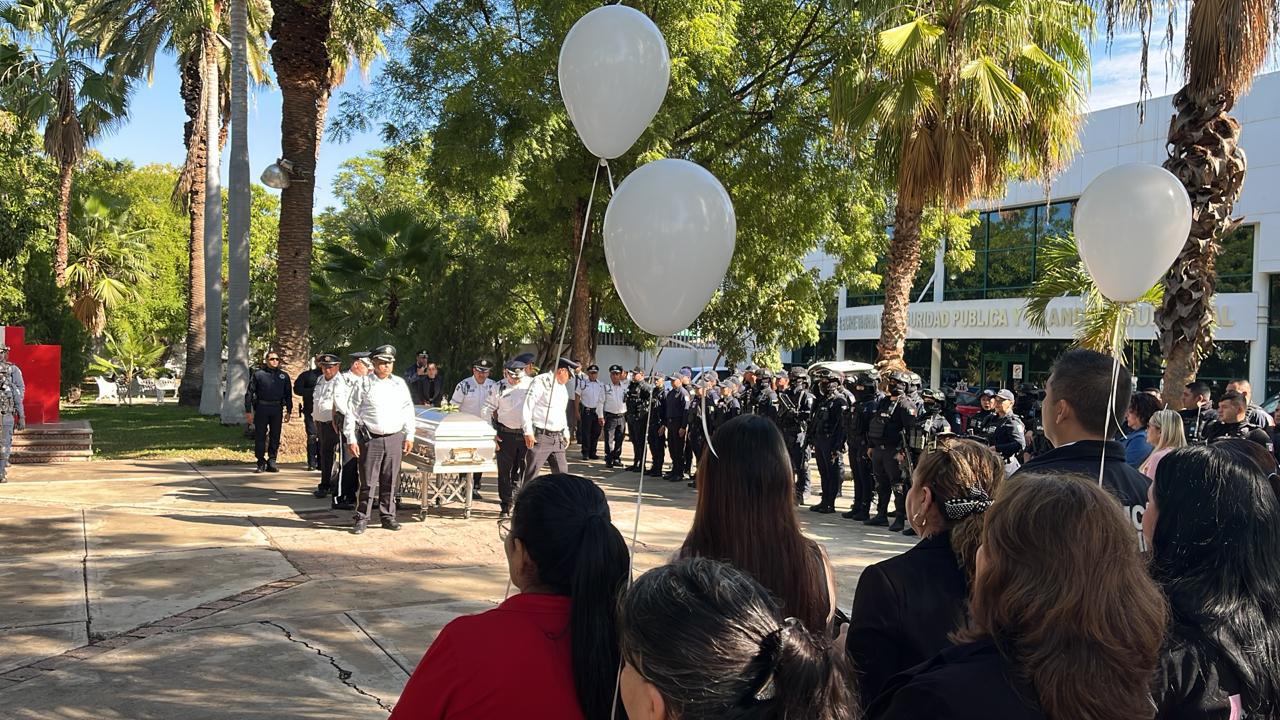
[846,439,1002,702]
[390,474,629,719]
[868,473,1168,719]
[678,413,835,634]
[619,557,859,720]
[1146,443,1280,718]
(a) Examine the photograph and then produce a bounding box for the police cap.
[632,366,645,374]
[609,364,624,373]
[473,359,493,372]
[996,389,1016,402]
[504,359,526,373]
[586,364,600,373]
[557,358,581,371]
[980,388,997,398]
[514,352,535,364]
[417,350,429,358]
[316,353,340,366]
[370,345,396,362]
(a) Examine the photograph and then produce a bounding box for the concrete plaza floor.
[0,446,915,718]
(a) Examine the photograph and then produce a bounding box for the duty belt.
[534,427,563,436]
[255,399,284,405]
[497,423,523,434]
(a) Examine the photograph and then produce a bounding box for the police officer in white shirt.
[334,353,372,504]
[577,364,605,461]
[344,345,415,535]
[523,358,579,483]
[483,359,534,517]
[599,364,630,468]
[453,358,498,499]
[309,354,348,506]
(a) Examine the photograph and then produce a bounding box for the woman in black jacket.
[868,473,1168,720]
[1145,442,1280,719]
[845,439,1002,703]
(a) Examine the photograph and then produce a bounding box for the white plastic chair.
[94,376,120,405]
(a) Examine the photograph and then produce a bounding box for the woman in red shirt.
[390,473,630,719]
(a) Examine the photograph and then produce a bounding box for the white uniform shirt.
[523,373,570,435]
[600,380,629,415]
[343,374,416,444]
[484,375,534,430]
[452,375,498,417]
[577,379,604,411]
[333,371,361,417]
[311,373,342,422]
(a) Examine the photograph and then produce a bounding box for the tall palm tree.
[1095,2,1276,407]
[221,0,251,423]
[66,192,151,342]
[199,32,223,415]
[268,0,387,381]
[0,0,131,288]
[80,0,271,407]
[831,0,1092,370]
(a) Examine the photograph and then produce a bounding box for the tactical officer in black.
[686,378,718,486]
[662,375,693,481]
[989,389,1028,474]
[808,369,850,514]
[644,374,668,478]
[1179,381,1218,444]
[864,370,917,531]
[967,388,998,442]
[777,367,815,504]
[754,369,780,425]
[623,368,651,472]
[736,368,759,414]
[244,351,294,473]
[715,383,742,425]
[1203,390,1273,451]
[842,370,882,521]
[293,358,322,471]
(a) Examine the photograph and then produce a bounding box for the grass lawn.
[61,402,306,464]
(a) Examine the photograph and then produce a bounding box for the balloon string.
[605,160,616,194]
[1101,316,1124,488]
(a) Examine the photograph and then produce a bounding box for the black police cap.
[609,364,624,373]
[586,364,600,372]
[558,358,580,371]
[370,344,396,362]
[316,353,340,366]
[473,359,494,371]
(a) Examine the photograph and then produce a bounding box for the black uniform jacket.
[245,367,293,413]
[846,530,969,704]
[866,637,1044,720]
[1014,440,1149,546]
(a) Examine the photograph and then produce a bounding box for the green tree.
[831,0,1092,369]
[89,326,166,402]
[0,0,131,287]
[65,192,151,341]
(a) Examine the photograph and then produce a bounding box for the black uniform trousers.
[815,435,844,505]
[626,415,645,467]
[303,411,319,468]
[648,422,666,473]
[666,423,687,477]
[871,446,906,518]
[603,412,625,464]
[579,407,601,459]
[335,413,360,501]
[524,428,569,483]
[786,435,811,498]
[355,431,404,522]
[317,418,341,497]
[253,402,284,464]
[495,426,528,511]
[848,438,874,514]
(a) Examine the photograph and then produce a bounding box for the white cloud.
[1086,12,1187,111]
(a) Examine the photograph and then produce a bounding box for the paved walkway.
[0,448,915,718]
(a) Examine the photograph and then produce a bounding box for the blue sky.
[95,19,1187,212]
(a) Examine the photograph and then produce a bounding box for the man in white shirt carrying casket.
[522,358,579,483]
[482,359,534,517]
[344,345,415,535]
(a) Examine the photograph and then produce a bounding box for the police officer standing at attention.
[294,356,322,471]
[842,371,881,521]
[990,389,1028,475]
[245,351,293,473]
[662,373,692,482]
[452,359,497,499]
[1203,390,1274,451]
[645,373,668,477]
[737,367,758,414]
[968,389,998,442]
[808,369,849,514]
[864,370,917,531]
[777,367,815,505]
[623,368,650,472]
[310,354,345,504]
[754,368,780,424]
[599,364,629,468]
[335,353,371,502]
[483,359,533,517]
[522,358,579,481]
[345,345,415,535]
[577,364,605,461]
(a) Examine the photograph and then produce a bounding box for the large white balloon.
[603,160,736,336]
[558,6,670,160]
[1074,163,1192,303]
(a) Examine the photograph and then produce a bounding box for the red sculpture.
[1,326,61,425]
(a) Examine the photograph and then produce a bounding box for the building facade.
[838,72,1280,397]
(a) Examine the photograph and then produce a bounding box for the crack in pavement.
[259,620,393,714]
[80,509,93,641]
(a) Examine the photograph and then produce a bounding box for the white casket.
[399,408,498,520]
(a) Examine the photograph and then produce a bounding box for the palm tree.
[1093,1,1276,407]
[65,192,151,342]
[0,0,131,288]
[831,0,1092,370]
[221,0,251,423]
[80,0,272,407]
[1024,234,1163,358]
[89,328,166,403]
[268,0,388,381]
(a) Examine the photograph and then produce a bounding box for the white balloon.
[1074,163,1192,303]
[603,159,736,336]
[558,6,670,160]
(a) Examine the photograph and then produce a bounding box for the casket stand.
[398,408,498,520]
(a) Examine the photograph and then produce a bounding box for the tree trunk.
[177,49,210,407]
[569,197,592,364]
[876,191,925,372]
[54,158,74,287]
[200,45,225,415]
[269,0,333,383]
[222,0,252,424]
[1155,84,1246,408]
